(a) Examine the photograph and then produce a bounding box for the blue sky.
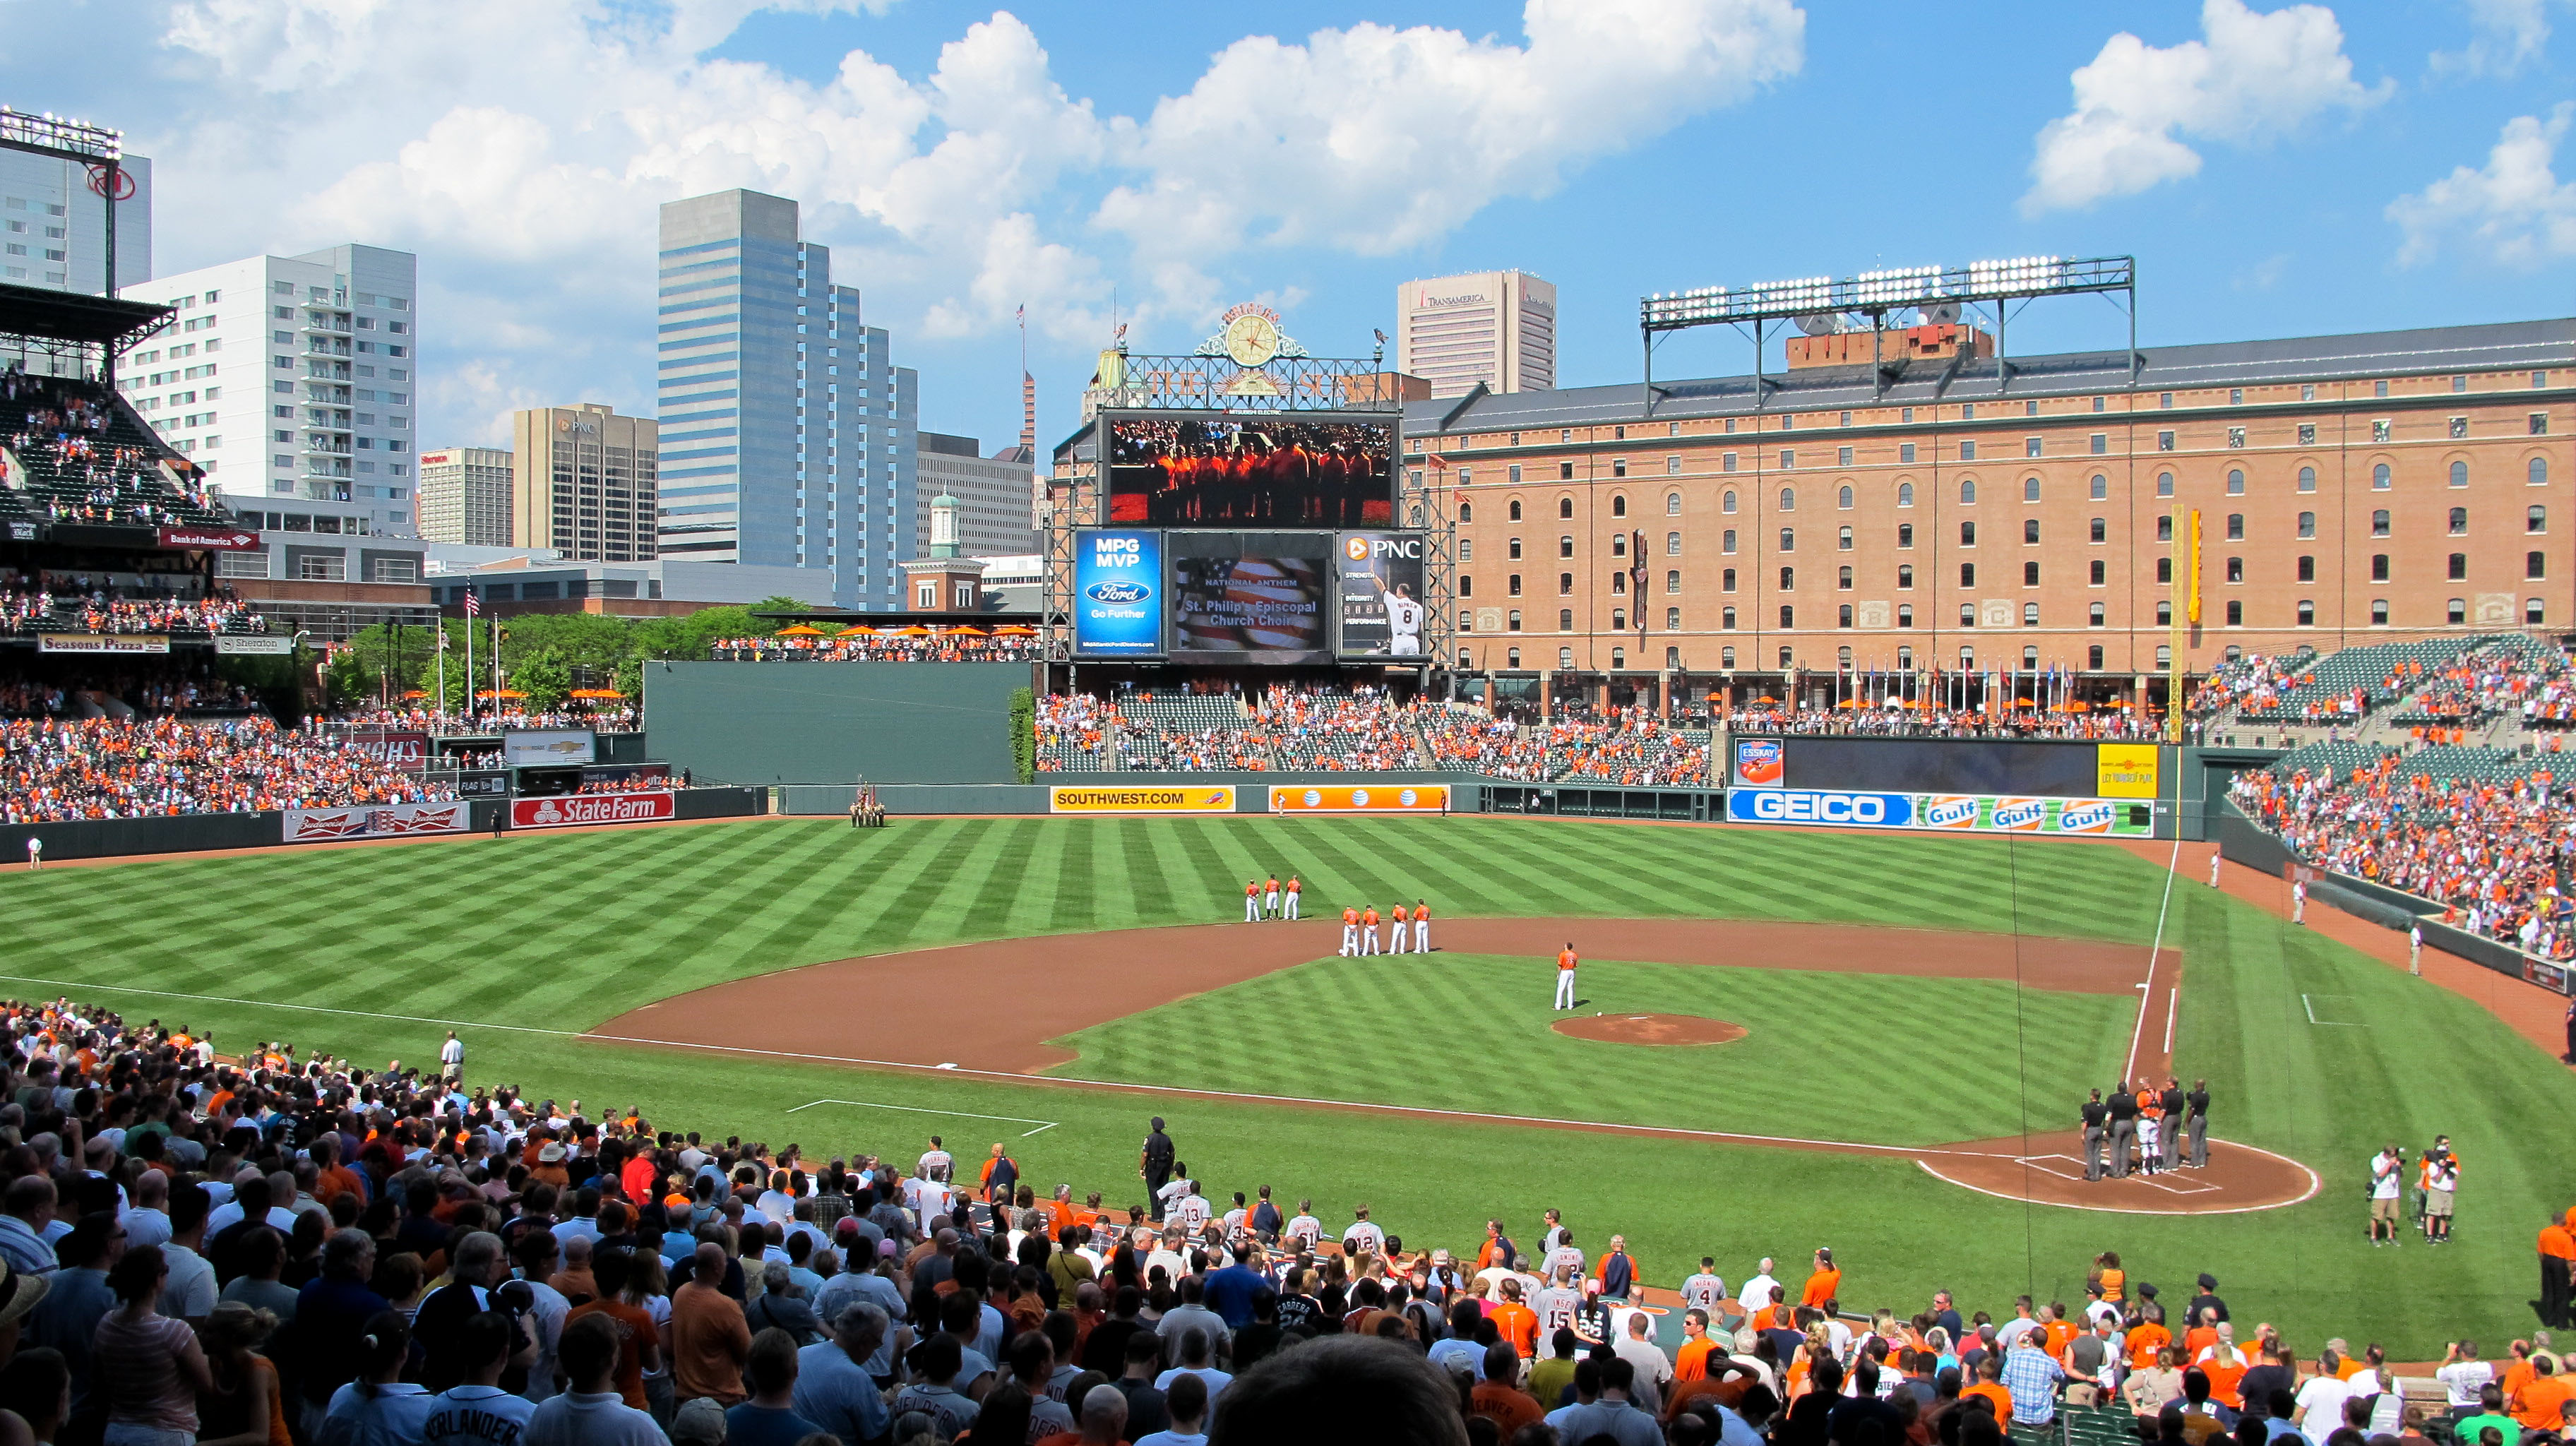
[9,0,2572,455]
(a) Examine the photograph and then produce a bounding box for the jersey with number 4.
[1681,1274,1727,1313]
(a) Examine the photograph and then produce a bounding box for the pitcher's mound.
[1553,1013,1748,1046]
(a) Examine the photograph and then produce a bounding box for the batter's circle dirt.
[1554,1013,1748,1046]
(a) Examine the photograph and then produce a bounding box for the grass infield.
[4,814,2571,1354]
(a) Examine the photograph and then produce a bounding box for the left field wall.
[645,662,1030,786]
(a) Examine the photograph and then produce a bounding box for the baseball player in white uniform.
[1340,907,1359,956]
[1244,880,1261,922]
[1361,908,1381,955]
[1375,578,1424,657]
[1386,905,1408,954]
[1263,877,1281,919]
[1283,876,1300,920]
[1412,901,1429,953]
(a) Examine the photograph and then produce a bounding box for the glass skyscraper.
[656,189,916,608]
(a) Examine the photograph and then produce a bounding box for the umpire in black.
[2082,1090,2110,1181]
[1140,1116,1176,1219]
[2106,1083,2140,1178]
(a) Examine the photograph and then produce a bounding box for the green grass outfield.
[4,814,2571,1356]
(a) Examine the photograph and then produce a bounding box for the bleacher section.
[2265,739,2395,781]
[0,368,232,532]
[2275,638,2479,717]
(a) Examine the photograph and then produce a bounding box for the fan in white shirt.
[1342,1210,1385,1258]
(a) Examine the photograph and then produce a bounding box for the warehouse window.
[1838,446,1854,467]
[1837,525,1853,551]
[2532,458,2550,486]
[1666,455,1681,474]
[2089,473,2107,500]
[1960,479,1976,504]
[2089,602,2106,628]
[1666,531,1682,555]
[2089,645,2104,669]
[1780,566,1795,590]
[1561,535,1574,558]
[2025,518,2041,544]
[2449,553,2467,580]
[1960,562,1976,587]
[2226,600,2243,626]
[2297,599,2314,626]
[1897,523,1914,548]
[1559,496,1574,518]
[2372,554,2390,581]
[2023,477,2041,502]
[1898,565,1914,590]
[2298,466,2316,493]
[1780,527,1795,551]
[1839,604,1854,628]
[1560,609,1574,631]
[1611,494,1627,518]
[2297,511,2316,539]
[2529,597,2547,623]
[2530,551,2548,580]
[1838,566,1854,590]
[2023,561,2040,587]
[2371,599,2390,626]
[1510,498,1523,520]
[1960,520,1976,546]
[1722,490,1737,513]
[2450,460,2469,487]
[1721,646,1736,667]
[1897,482,1914,506]
[1839,485,1854,509]
[2450,507,2468,534]
[1666,610,1681,631]
[1722,530,1737,554]
[2090,518,2106,543]
[1779,605,1794,628]
[2298,556,2315,582]
[2531,506,2548,532]
[1722,607,1737,630]
[2090,559,2106,585]
[2023,604,2040,628]
[2226,469,2244,495]
[1897,605,1914,628]
[2448,598,2467,624]
[1961,604,1977,627]
[2373,462,2392,490]
[2157,602,2171,625]
[1561,647,1575,667]
[1779,486,1796,510]
[2157,557,2173,582]
[2372,510,2390,537]
[1558,573,1573,594]
[2226,513,2244,540]
[1666,570,1681,593]
[1666,492,1681,515]
[2226,556,2243,583]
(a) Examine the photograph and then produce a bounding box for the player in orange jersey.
[1554,943,1578,1009]
[1243,878,1260,923]
[1386,903,1409,953]
[1340,905,1359,955]
[1361,904,1381,955]
[1282,874,1301,920]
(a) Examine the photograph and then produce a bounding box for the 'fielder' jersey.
[1532,1286,1582,1339]
[1681,1273,1726,1313]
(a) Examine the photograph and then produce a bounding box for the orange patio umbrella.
[569,688,623,699]
[775,623,827,636]
[946,625,989,637]
[833,624,876,638]
[400,689,429,700]
[894,625,934,636]
[991,624,1038,635]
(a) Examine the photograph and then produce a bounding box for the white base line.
[2125,835,2185,1081]
[2301,993,2363,1027]
[788,1099,1057,1137]
[0,969,2053,1161]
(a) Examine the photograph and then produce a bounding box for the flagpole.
[463,590,474,729]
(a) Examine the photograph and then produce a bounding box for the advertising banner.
[1334,532,1426,658]
[1727,787,2152,836]
[156,525,261,551]
[1269,784,1448,813]
[1168,553,1326,659]
[282,801,469,843]
[1072,529,1164,657]
[2094,743,2161,799]
[38,633,168,654]
[503,729,597,767]
[1049,784,1236,814]
[509,791,676,829]
[1732,738,1784,788]
[342,730,430,766]
[214,635,294,655]
[455,770,511,797]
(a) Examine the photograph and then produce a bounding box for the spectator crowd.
[0,717,454,825]
[0,996,2566,1446]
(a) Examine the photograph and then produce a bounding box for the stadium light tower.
[0,106,132,379]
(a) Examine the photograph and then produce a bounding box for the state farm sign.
[508,791,676,829]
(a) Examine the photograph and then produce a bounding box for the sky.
[7,0,2572,456]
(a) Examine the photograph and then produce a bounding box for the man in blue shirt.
[1203,1241,1266,1330]
[1999,1333,2068,1426]
[727,1329,827,1446]
[793,1303,890,1446]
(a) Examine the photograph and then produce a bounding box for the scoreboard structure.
[1042,306,1450,676]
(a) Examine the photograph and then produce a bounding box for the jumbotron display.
[1106,415,1394,527]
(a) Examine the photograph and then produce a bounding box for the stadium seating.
[0,715,455,823]
[0,367,232,531]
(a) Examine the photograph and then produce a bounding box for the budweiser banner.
[282,801,470,844]
[39,633,169,654]
[509,791,676,829]
[157,525,262,551]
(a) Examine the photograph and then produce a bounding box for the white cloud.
[63,0,1796,446]
[1095,0,1803,312]
[2022,0,2389,215]
[2387,105,2576,265]
[2431,0,2556,76]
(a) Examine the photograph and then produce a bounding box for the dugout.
[644,661,1030,785]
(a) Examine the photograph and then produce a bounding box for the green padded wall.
[644,662,1027,785]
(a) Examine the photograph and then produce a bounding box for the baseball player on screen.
[1368,575,1424,657]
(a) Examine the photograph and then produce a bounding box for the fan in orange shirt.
[1800,1248,1842,1308]
[1491,1279,1539,1359]
[1962,1358,2015,1422]
[2125,1310,2173,1370]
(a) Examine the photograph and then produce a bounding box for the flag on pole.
[463,590,481,618]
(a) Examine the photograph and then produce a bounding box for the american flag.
[463,590,480,617]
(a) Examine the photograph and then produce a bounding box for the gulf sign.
[1725,789,1916,827]
[1268,784,1448,813]
[1050,785,1236,814]
[1733,738,1784,787]
[1072,529,1162,657]
[509,791,677,828]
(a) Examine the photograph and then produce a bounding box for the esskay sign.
[509,791,676,829]
[1050,785,1235,814]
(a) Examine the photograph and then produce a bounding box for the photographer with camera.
[2367,1144,2407,1248]
[2423,1137,2460,1244]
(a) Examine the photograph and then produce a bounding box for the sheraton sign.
[508,791,676,829]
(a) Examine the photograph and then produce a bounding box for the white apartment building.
[118,244,422,537]
[1395,270,1556,398]
[416,445,513,547]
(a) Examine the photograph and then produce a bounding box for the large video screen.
[1071,529,1163,657]
[1335,531,1426,658]
[1107,417,1394,528]
[1742,736,2129,799]
[1168,544,1330,662]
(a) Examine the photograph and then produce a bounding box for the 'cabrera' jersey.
[1681,1273,1727,1313]
[1532,1285,1582,1340]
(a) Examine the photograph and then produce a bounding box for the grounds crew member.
[2080,1090,2109,1181]
[2106,1082,2140,1178]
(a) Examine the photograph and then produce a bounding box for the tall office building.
[0,126,150,297]
[118,244,422,536]
[1395,270,1556,398]
[415,446,513,546]
[656,189,916,609]
[914,431,1039,558]
[510,402,658,561]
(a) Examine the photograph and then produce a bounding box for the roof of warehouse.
[1401,316,2576,436]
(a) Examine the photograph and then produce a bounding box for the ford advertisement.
[1728,788,2151,836]
[1073,529,1163,657]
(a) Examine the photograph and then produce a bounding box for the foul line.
[2301,993,2363,1027]
[0,969,2076,1163]
[788,1098,1061,1134]
[2124,835,2185,1082]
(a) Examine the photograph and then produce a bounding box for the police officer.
[2081,1089,2110,1181]
[2185,1079,2212,1168]
[1140,1116,1176,1220]
[2107,1083,2140,1178]
[2159,1078,2188,1172]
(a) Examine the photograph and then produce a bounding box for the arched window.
[2022,604,2039,627]
[1838,485,1854,509]
[1779,566,1795,591]
[1508,498,1523,521]
[1779,527,1795,551]
[1960,520,1977,546]
[1666,570,1680,594]
[1611,572,1627,595]
[2023,477,2041,502]
[2449,507,2468,534]
[2528,597,2547,625]
[1666,609,1681,631]
[2532,457,2550,486]
[2448,598,2467,624]
[1722,607,1738,631]
[1559,535,1575,558]
[1610,533,1628,557]
[2297,511,2316,538]
[1721,645,1736,667]
[1611,494,1628,518]
[1779,486,1796,511]
[2089,473,2108,500]
[1561,647,1575,668]
[1508,647,1521,667]
[2298,465,2316,493]
[1559,495,1575,518]
[2450,460,2469,488]
[1897,482,1914,506]
[1837,566,1854,590]
[2089,601,2106,627]
[1960,562,1976,587]
[1838,607,1854,629]
[1457,501,1472,522]
[1837,526,1854,551]
[1558,573,1573,594]
[2373,462,2391,490]
[2157,471,2174,498]
[1558,609,1574,631]
[1897,605,1914,628]
[1960,479,1977,504]
[1666,492,1682,515]
[2024,518,2041,544]
[2226,469,2244,495]
[1722,490,1738,514]
[2296,600,2313,626]
[1897,564,1914,590]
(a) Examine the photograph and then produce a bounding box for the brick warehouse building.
[1403,318,2571,710]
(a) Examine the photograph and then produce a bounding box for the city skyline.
[9,1,2575,462]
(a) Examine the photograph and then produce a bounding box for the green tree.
[515,646,573,710]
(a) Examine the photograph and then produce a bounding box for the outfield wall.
[643,662,1030,786]
[0,789,763,864]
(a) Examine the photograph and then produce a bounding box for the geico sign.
[1726,789,1914,827]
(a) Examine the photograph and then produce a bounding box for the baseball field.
[9,812,2572,1356]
